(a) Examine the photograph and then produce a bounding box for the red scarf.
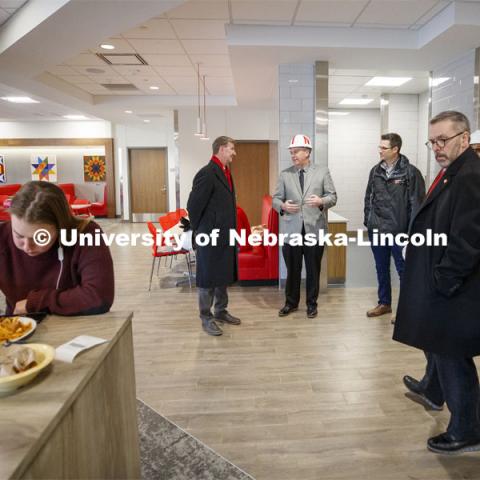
[211,155,232,190]
[426,168,446,197]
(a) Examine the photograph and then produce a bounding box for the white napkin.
[55,335,108,363]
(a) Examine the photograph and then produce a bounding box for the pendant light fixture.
[200,74,210,141]
[194,63,203,136]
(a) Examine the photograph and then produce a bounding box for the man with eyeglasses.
[364,133,425,319]
[393,110,480,454]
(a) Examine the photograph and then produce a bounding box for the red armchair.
[0,184,21,221]
[58,183,76,204]
[90,185,108,217]
[238,195,279,285]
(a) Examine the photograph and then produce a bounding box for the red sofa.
[0,184,22,221]
[238,195,279,284]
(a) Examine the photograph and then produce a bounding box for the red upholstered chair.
[238,195,279,284]
[236,206,251,253]
[58,183,76,204]
[0,184,21,221]
[90,185,108,217]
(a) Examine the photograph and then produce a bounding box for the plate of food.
[0,316,37,344]
[0,344,55,393]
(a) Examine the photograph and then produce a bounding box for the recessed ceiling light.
[430,77,450,87]
[100,44,115,50]
[124,110,133,114]
[365,77,412,87]
[328,111,350,116]
[149,86,159,90]
[288,79,298,84]
[200,136,210,141]
[143,119,150,123]
[1,96,39,103]
[63,114,88,120]
[339,98,374,105]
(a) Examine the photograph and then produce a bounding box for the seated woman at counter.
[0,181,114,316]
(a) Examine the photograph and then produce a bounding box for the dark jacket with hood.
[364,154,425,234]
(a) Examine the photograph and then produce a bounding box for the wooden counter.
[0,311,140,480]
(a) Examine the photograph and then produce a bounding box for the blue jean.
[368,231,404,305]
[421,353,480,439]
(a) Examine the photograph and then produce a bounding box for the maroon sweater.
[0,221,114,316]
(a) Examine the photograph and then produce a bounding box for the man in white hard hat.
[272,134,337,318]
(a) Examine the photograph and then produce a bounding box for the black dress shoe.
[403,375,443,411]
[307,306,318,318]
[427,432,480,454]
[278,304,298,317]
[202,319,223,336]
[215,311,241,325]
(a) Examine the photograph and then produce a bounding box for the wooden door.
[231,142,270,226]
[129,148,168,216]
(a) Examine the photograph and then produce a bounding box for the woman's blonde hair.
[9,181,88,231]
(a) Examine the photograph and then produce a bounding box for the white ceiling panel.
[231,0,298,24]
[199,66,232,76]
[171,19,226,39]
[413,0,449,26]
[295,1,369,24]
[131,82,176,94]
[127,39,184,54]
[47,65,79,76]
[122,19,177,39]
[86,76,131,84]
[189,54,230,66]
[90,38,136,54]
[355,0,439,27]
[167,1,229,20]
[111,65,158,76]
[0,1,28,8]
[56,75,96,85]
[64,54,106,66]
[182,39,229,54]
[76,84,112,94]
[152,65,195,76]
[0,9,9,24]
[72,65,119,76]
[142,54,191,66]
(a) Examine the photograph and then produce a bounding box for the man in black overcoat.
[187,136,240,336]
[393,111,480,454]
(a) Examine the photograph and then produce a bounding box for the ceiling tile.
[295,1,369,24]
[48,65,79,76]
[152,65,195,76]
[88,76,131,84]
[189,54,230,66]
[72,65,119,76]
[0,0,27,8]
[64,54,106,66]
[167,1,229,20]
[127,39,184,54]
[75,84,112,94]
[170,19,226,39]
[56,75,96,85]
[181,39,228,55]
[231,0,297,24]
[131,83,176,94]
[413,0,450,26]
[199,66,232,77]
[122,18,177,39]
[111,65,158,76]
[91,38,136,54]
[162,76,197,94]
[0,9,9,24]
[142,54,191,66]
[355,0,439,26]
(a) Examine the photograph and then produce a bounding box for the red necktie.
[426,168,446,197]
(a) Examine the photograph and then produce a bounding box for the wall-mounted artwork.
[31,155,57,182]
[0,155,6,183]
[84,155,106,182]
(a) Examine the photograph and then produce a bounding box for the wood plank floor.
[110,221,480,479]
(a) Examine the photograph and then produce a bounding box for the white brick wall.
[278,64,315,170]
[328,109,380,231]
[431,49,475,122]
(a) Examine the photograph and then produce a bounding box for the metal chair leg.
[149,257,156,291]
[185,253,192,288]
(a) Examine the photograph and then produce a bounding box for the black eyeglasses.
[425,131,465,150]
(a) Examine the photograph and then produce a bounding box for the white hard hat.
[288,134,312,149]
[470,130,480,144]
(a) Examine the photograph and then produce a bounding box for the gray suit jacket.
[272,163,337,240]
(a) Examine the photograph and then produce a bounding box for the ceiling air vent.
[101,84,139,92]
[97,53,148,65]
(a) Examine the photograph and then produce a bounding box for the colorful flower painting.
[84,155,106,182]
[31,155,57,182]
[0,155,6,183]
